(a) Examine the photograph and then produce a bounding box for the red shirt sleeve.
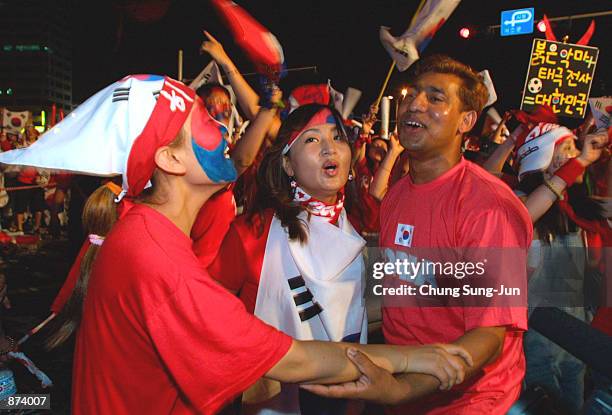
[145,268,292,414]
[208,211,273,313]
[191,188,236,268]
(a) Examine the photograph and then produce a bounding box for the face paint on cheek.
[206,103,231,125]
[191,98,237,183]
[192,138,237,183]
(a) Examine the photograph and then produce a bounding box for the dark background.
[72,0,611,121]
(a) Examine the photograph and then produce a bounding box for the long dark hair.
[248,104,349,243]
[517,171,604,243]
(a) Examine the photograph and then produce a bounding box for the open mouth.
[323,160,339,176]
[403,120,426,129]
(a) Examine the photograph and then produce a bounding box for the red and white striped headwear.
[283,107,336,155]
[0,75,226,197]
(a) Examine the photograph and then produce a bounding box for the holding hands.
[302,343,473,404]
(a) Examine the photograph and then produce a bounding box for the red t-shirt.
[73,204,291,415]
[17,167,37,184]
[380,158,533,415]
[208,210,274,314]
[191,187,237,268]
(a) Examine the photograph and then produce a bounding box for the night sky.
[71,0,611,123]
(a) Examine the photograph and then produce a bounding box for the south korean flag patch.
[395,223,414,247]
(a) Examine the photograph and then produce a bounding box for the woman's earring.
[289,176,297,188]
[348,173,354,181]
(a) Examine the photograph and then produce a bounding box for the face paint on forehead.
[190,98,238,183]
[282,108,338,155]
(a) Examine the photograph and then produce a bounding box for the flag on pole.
[341,87,362,121]
[478,70,497,108]
[327,80,344,114]
[380,0,461,71]
[211,0,284,79]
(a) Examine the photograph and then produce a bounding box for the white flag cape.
[245,210,367,414]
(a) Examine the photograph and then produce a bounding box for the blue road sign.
[501,8,534,37]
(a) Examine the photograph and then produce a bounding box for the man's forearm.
[394,372,441,403]
[392,326,505,404]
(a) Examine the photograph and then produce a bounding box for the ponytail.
[46,182,119,349]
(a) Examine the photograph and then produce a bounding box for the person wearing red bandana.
[210,104,473,414]
[210,104,367,414]
[0,76,474,414]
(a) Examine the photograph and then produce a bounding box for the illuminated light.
[387,95,394,100]
[41,111,46,128]
[537,20,547,32]
[459,28,471,39]
[6,88,12,95]
[2,45,12,52]
[401,88,408,98]
[15,45,41,52]
[34,126,45,133]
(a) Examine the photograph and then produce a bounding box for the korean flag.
[395,223,414,247]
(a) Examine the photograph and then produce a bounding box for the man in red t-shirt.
[305,55,533,413]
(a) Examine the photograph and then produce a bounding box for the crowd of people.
[0,25,608,415]
[0,124,71,238]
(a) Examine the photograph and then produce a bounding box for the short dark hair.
[196,83,231,101]
[406,54,489,115]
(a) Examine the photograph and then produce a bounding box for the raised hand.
[200,31,232,68]
[389,132,405,155]
[402,343,473,390]
[490,112,511,144]
[577,131,609,166]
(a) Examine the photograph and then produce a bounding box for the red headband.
[126,77,196,197]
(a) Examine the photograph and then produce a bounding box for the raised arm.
[231,88,282,176]
[352,105,378,167]
[522,132,608,223]
[482,114,520,175]
[369,132,404,201]
[201,31,281,140]
[201,31,262,121]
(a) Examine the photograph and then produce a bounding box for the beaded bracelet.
[543,178,564,200]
